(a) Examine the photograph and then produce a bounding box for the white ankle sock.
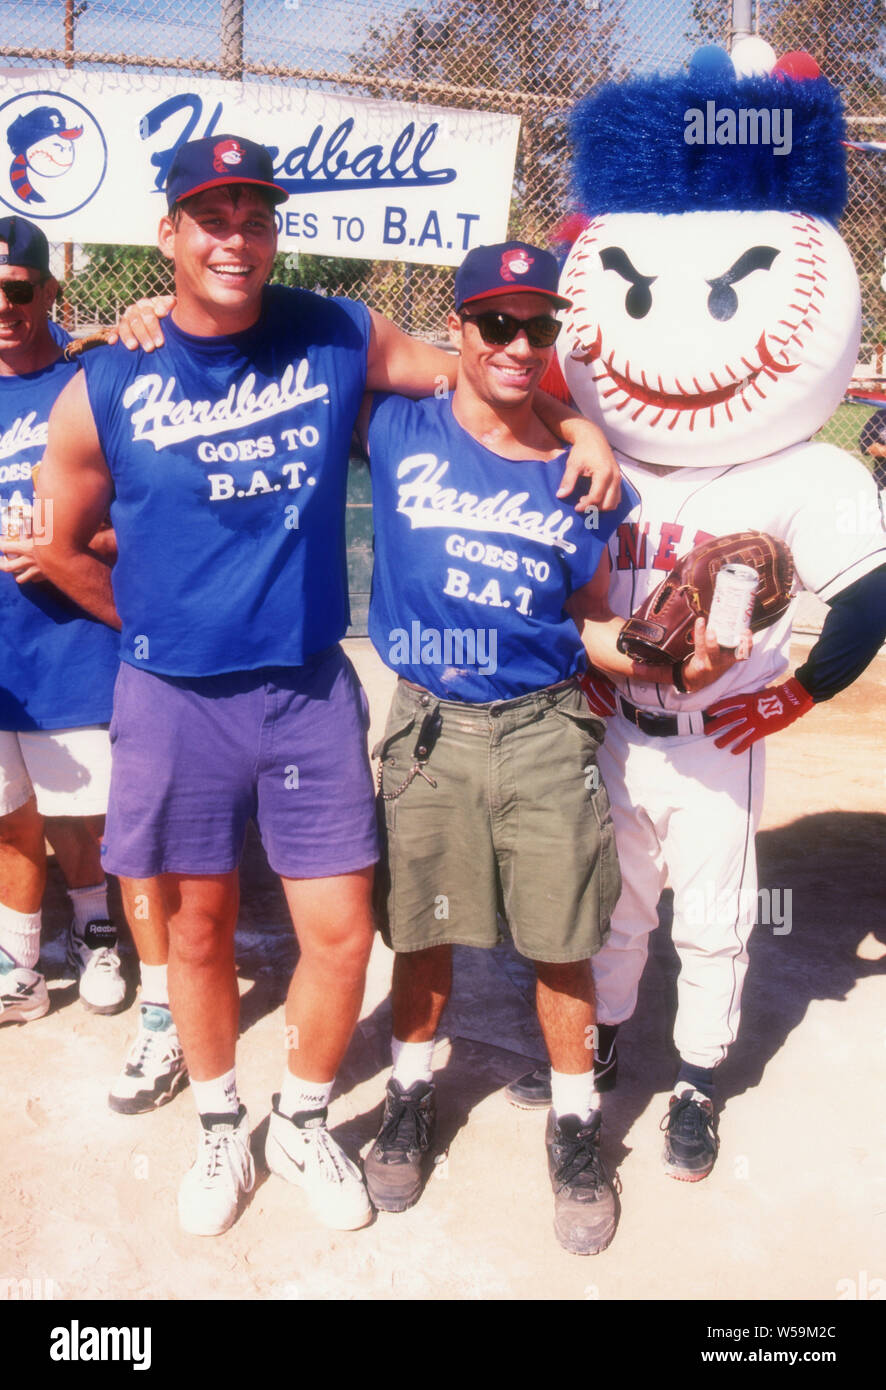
[139,962,169,1007]
[68,881,112,937]
[391,1036,435,1089]
[278,1073,334,1118]
[0,902,42,970]
[191,1067,239,1118]
[551,1068,599,1122]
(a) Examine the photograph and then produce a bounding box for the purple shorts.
[102,645,378,879]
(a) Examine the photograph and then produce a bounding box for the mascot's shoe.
[660,1090,718,1181]
[364,1078,436,1213]
[546,1109,618,1255]
[505,1044,618,1110]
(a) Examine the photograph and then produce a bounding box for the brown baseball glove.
[616,531,794,666]
[63,329,115,362]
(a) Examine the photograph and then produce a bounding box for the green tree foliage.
[358,0,626,242]
[63,244,173,326]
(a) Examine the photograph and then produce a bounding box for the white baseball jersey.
[609,441,886,714]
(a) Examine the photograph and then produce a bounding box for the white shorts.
[0,726,112,819]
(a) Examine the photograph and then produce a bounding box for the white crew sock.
[551,1068,599,1123]
[139,962,169,1007]
[278,1073,334,1118]
[391,1036,435,1089]
[191,1067,240,1119]
[0,902,42,971]
[68,881,112,937]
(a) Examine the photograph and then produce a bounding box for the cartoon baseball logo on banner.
[0,91,107,217]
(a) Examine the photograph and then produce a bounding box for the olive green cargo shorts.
[372,677,621,963]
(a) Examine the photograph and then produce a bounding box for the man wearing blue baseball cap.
[356,239,745,1254]
[36,135,624,1239]
[0,214,129,1030]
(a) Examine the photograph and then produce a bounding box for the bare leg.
[118,875,170,967]
[391,944,452,1043]
[534,958,596,1073]
[44,814,105,891]
[0,797,46,913]
[160,871,240,1082]
[280,867,375,1082]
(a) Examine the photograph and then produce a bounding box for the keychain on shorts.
[377,708,441,800]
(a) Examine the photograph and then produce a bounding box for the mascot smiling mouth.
[571,326,800,423]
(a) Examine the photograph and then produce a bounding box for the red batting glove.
[704,676,814,754]
[577,666,618,717]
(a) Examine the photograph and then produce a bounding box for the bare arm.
[34,373,121,630]
[566,554,748,693]
[365,307,455,397]
[532,393,621,512]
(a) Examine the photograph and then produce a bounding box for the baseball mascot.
[507,46,886,1181]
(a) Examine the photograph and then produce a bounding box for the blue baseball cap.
[165,134,288,211]
[7,106,83,157]
[0,216,50,275]
[455,241,571,311]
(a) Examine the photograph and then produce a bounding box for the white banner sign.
[0,70,520,265]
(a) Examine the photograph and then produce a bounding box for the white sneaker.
[178,1105,255,1237]
[67,918,126,1015]
[109,1003,188,1114]
[266,1096,372,1231]
[0,963,50,1023]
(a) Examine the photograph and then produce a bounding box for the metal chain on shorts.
[376,707,441,801]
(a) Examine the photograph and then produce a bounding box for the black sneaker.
[505,1042,618,1110]
[660,1090,718,1181]
[363,1079,436,1213]
[546,1109,617,1255]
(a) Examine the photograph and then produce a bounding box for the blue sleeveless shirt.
[367,393,638,701]
[82,285,370,677]
[0,355,119,731]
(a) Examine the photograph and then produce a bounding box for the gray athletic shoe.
[546,1108,618,1255]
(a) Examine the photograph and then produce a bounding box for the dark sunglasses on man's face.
[0,278,42,305]
[459,310,562,349]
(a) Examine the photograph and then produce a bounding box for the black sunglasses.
[459,310,562,349]
[0,278,42,305]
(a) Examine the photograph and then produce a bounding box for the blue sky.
[0,0,706,82]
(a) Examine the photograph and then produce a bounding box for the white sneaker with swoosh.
[178,1105,255,1236]
[266,1096,372,1231]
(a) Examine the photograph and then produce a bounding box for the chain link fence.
[2,0,883,471]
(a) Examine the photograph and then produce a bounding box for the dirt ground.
[1,637,884,1304]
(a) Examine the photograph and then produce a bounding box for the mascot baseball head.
[557,47,861,467]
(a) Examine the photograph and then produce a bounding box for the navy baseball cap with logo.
[165,134,289,210]
[454,241,571,311]
[0,215,50,275]
[7,106,83,156]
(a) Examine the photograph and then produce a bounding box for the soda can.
[708,563,758,648]
[3,502,30,540]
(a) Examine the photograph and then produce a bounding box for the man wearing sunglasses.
[0,215,126,1029]
[362,242,746,1254]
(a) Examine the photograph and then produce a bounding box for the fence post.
[221,0,244,80]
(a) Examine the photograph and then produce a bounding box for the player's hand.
[704,676,814,753]
[680,617,752,694]
[0,535,49,584]
[556,427,622,513]
[577,665,618,716]
[107,295,176,352]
